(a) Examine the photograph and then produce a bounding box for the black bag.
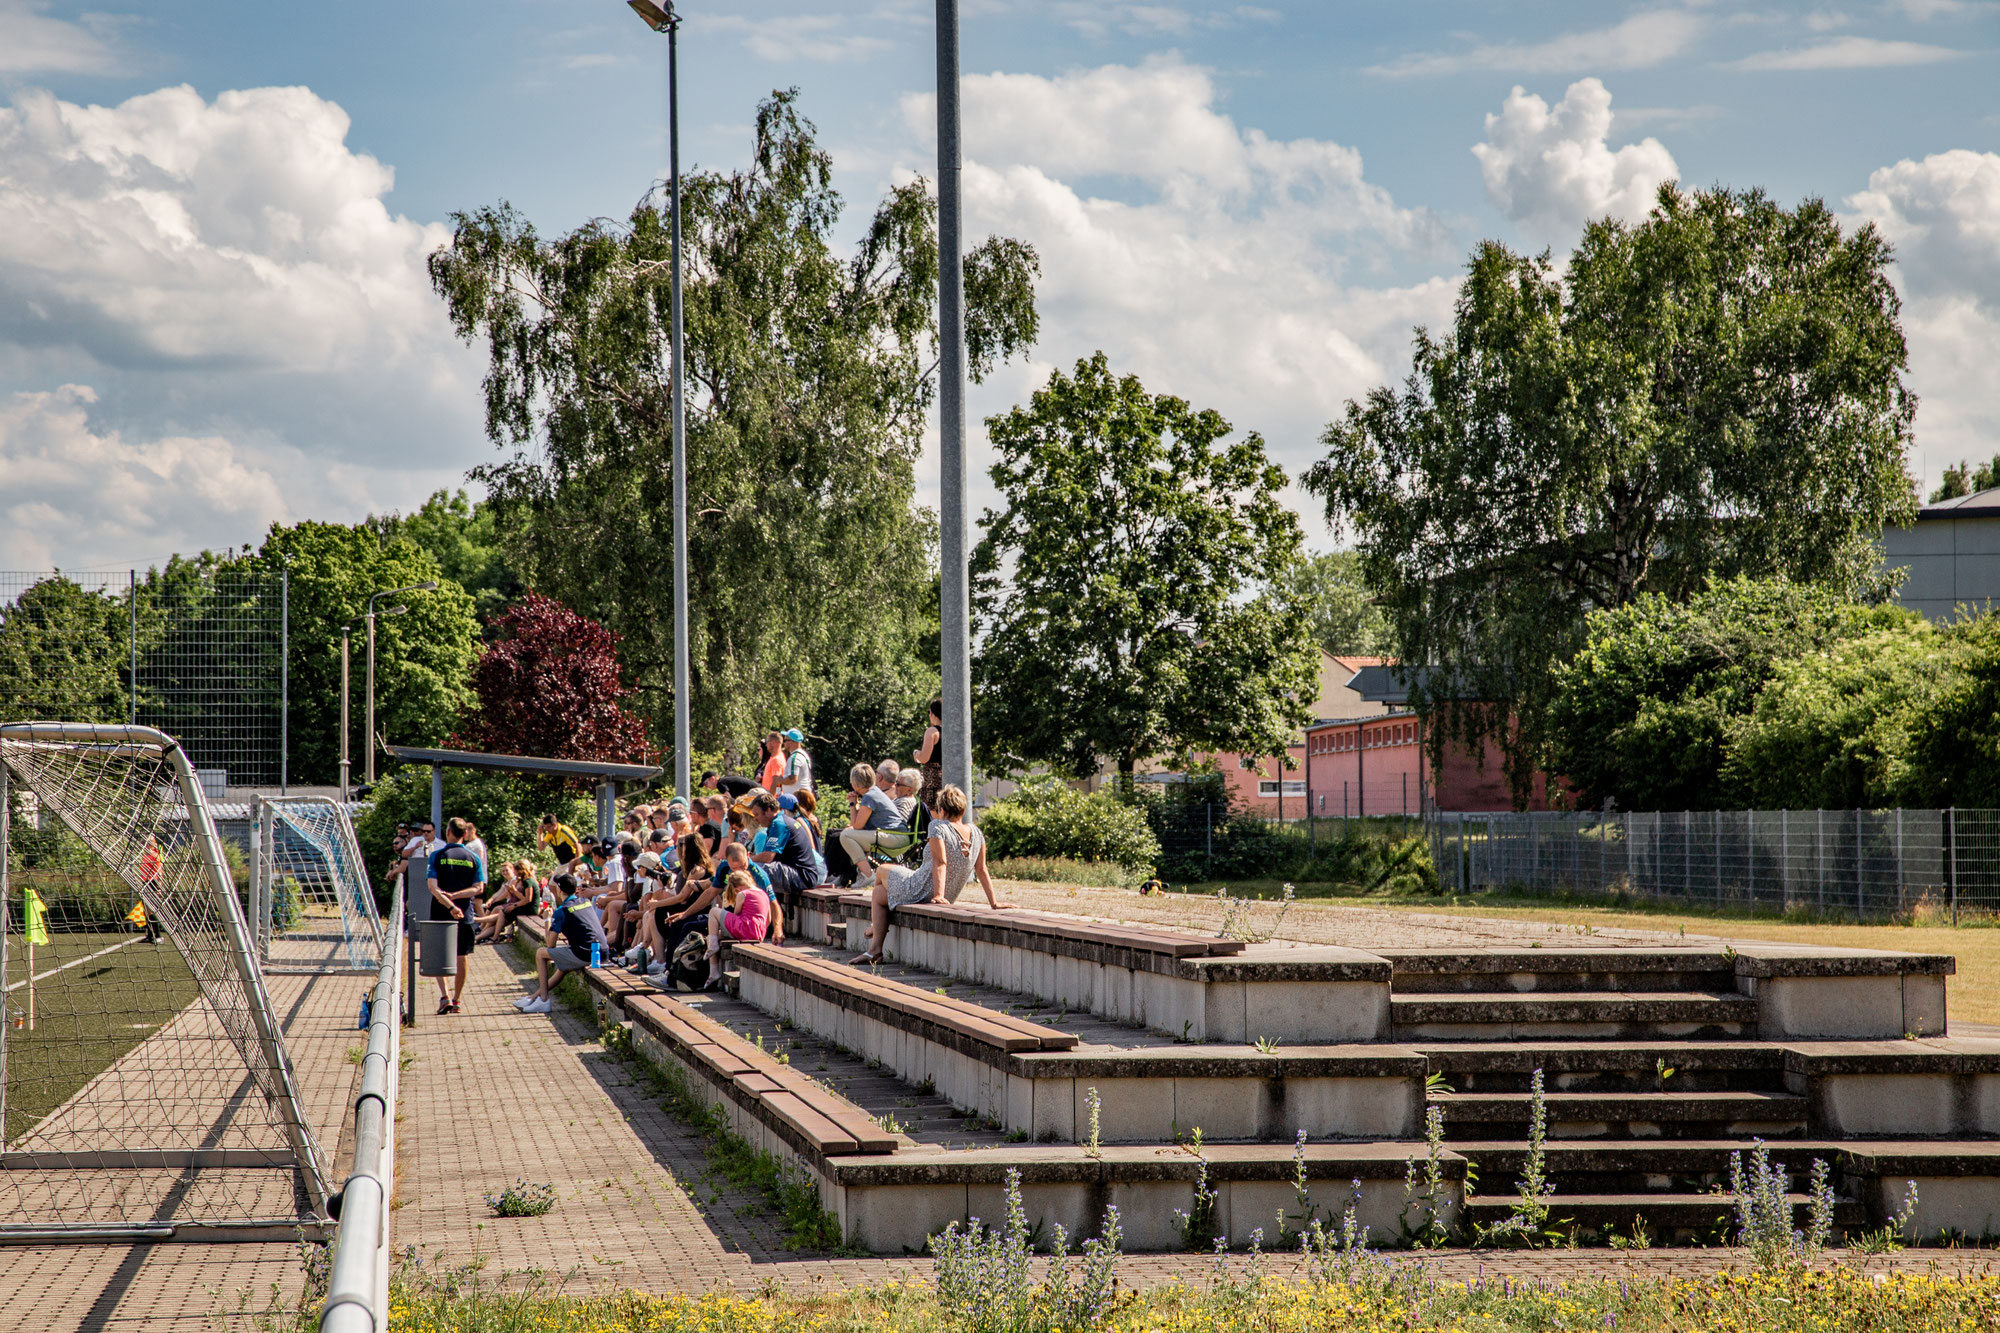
[670,932,710,991]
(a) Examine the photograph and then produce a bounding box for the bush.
[979,779,1161,871]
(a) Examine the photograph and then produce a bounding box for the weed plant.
[483,1179,556,1218]
[930,1168,1122,1333]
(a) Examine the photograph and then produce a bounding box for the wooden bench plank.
[760,1092,861,1155]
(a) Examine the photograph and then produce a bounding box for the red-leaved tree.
[451,592,652,770]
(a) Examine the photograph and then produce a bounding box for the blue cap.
[782,728,803,742]
[778,794,798,811]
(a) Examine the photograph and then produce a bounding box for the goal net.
[255,796,383,974]
[0,722,329,1238]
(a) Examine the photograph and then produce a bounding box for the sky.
[0,0,1995,570]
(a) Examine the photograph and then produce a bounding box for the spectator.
[703,870,771,986]
[475,860,542,943]
[850,785,1012,966]
[515,873,604,1015]
[913,697,943,811]
[749,791,823,898]
[875,759,901,793]
[624,832,713,975]
[778,729,813,798]
[539,814,584,870]
[838,763,912,885]
[646,842,771,991]
[426,817,485,1014]
[893,770,922,830]
[598,842,641,950]
[756,733,785,793]
[619,810,646,845]
[697,796,728,860]
[701,770,758,801]
[463,820,490,877]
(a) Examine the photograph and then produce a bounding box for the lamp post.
[935,0,973,800]
[626,0,692,804]
[365,582,438,784]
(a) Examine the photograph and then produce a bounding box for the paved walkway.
[10,897,1991,1330]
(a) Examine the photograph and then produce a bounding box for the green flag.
[22,887,49,947]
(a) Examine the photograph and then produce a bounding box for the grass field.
[2,928,200,1141]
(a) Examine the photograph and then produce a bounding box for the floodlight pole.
[936,0,973,799]
[627,0,692,803]
[339,626,352,803]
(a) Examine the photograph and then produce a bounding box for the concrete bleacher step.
[1391,991,1758,1040]
[1419,1041,1785,1093]
[1381,949,1740,995]
[1461,1191,1865,1237]
[1433,1089,1807,1138]
[729,941,1425,1142]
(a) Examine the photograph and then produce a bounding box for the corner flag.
[23,887,50,946]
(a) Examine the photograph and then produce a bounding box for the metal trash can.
[418,918,459,977]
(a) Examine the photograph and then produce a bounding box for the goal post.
[0,721,330,1239]
[254,795,383,975]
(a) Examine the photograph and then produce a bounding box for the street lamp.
[624,0,692,804]
[366,582,438,784]
[935,0,972,800]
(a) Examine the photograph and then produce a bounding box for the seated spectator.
[620,810,646,845]
[623,834,712,973]
[851,785,1013,965]
[875,759,901,792]
[893,770,922,833]
[473,859,536,943]
[838,763,913,885]
[749,791,824,899]
[704,870,771,986]
[697,796,728,860]
[539,815,584,870]
[647,842,773,990]
[515,874,603,1015]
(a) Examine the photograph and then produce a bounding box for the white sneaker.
[512,994,537,1011]
[522,996,553,1014]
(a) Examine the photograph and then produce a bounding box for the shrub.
[979,779,1160,871]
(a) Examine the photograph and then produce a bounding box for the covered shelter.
[383,745,663,841]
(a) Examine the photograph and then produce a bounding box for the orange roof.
[1325,654,1394,672]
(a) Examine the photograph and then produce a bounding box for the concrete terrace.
[10,891,2000,1330]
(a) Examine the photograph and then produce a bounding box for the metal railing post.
[1949,807,1959,926]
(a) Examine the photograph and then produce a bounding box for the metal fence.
[0,569,286,790]
[1433,808,2000,920]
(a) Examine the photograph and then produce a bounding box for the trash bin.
[418,919,459,977]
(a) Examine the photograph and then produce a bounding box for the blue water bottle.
[357,995,372,1030]
[590,941,602,968]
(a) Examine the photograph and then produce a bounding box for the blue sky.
[1,0,1995,567]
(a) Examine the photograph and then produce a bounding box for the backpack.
[670,932,711,992]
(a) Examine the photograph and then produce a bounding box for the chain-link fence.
[0,570,286,791]
[1432,808,2000,920]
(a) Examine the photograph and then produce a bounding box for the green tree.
[365,489,521,627]
[1305,185,1918,802]
[1270,550,1391,656]
[1723,617,1951,809]
[1931,455,2000,503]
[1549,578,1911,811]
[971,353,1320,787]
[428,91,1038,763]
[0,576,130,724]
[248,522,481,785]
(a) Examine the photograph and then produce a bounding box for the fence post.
[1205,802,1212,882]
[1949,806,1958,926]
[1459,812,1467,894]
[1781,810,1789,909]
[1855,807,1864,921]
[1816,809,1825,914]
[1683,811,1691,899]
[128,569,138,726]
[280,569,289,797]
[1896,808,1905,914]
[1402,773,1409,841]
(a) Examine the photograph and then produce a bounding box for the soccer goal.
[254,796,383,974]
[0,722,330,1239]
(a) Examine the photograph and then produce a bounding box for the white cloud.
[1371,9,1706,78]
[1845,151,2000,489]
[0,1,118,76]
[0,83,484,567]
[1730,36,1966,69]
[897,57,1456,511]
[1473,78,1679,244]
[703,14,896,62]
[0,385,290,567]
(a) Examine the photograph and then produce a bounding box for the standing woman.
[912,697,944,815]
[850,785,1012,965]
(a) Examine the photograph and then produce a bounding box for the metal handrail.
[319,881,403,1333]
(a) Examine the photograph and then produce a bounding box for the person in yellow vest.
[134,835,162,943]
